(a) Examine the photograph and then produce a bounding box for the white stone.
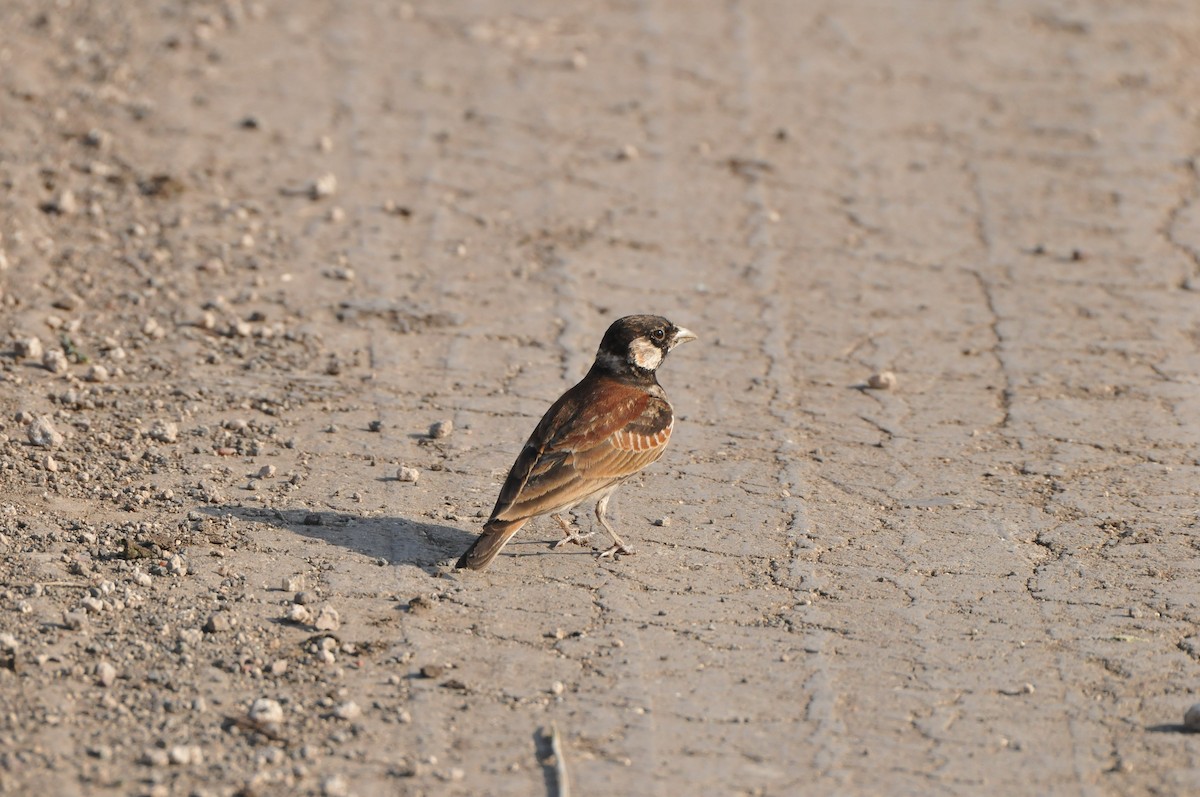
[248,698,284,725]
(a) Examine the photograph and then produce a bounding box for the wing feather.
[489,375,674,523]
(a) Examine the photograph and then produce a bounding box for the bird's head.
[594,314,697,377]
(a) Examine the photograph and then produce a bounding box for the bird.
[456,314,696,570]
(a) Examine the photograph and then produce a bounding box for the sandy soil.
[2,1,1200,795]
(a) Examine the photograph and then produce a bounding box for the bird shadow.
[199,505,609,574]
[198,505,478,575]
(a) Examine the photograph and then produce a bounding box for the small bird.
[456,315,696,570]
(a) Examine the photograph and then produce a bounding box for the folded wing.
[490,378,674,523]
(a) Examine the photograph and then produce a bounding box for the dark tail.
[456,519,527,570]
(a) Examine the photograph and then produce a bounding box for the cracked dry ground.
[2,1,1200,795]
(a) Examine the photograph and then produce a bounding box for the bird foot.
[553,531,595,549]
[598,544,635,559]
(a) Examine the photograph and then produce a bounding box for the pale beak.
[670,327,698,349]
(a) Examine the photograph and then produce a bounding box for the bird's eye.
[651,328,666,341]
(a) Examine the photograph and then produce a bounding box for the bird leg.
[551,513,594,548]
[594,493,635,558]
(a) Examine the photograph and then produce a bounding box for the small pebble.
[397,466,420,483]
[141,748,170,767]
[322,774,349,797]
[256,464,277,479]
[282,574,305,592]
[309,173,337,200]
[62,611,87,630]
[87,745,113,761]
[333,701,361,720]
[52,294,84,311]
[653,517,671,527]
[1185,703,1200,731]
[85,364,109,383]
[14,337,43,360]
[81,596,105,613]
[168,554,188,575]
[52,188,78,215]
[867,371,897,390]
[95,661,117,687]
[428,419,453,439]
[134,570,153,587]
[304,513,324,526]
[270,659,289,675]
[419,664,445,679]
[42,349,69,374]
[204,612,233,633]
[286,604,312,625]
[147,420,179,443]
[27,416,65,448]
[84,128,110,149]
[169,745,201,765]
[368,419,383,432]
[314,606,340,631]
[248,697,284,726]
[44,455,59,472]
[294,590,316,605]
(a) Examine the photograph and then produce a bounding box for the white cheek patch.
[628,338,663,370]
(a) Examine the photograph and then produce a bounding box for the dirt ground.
[2,1,1199,795]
